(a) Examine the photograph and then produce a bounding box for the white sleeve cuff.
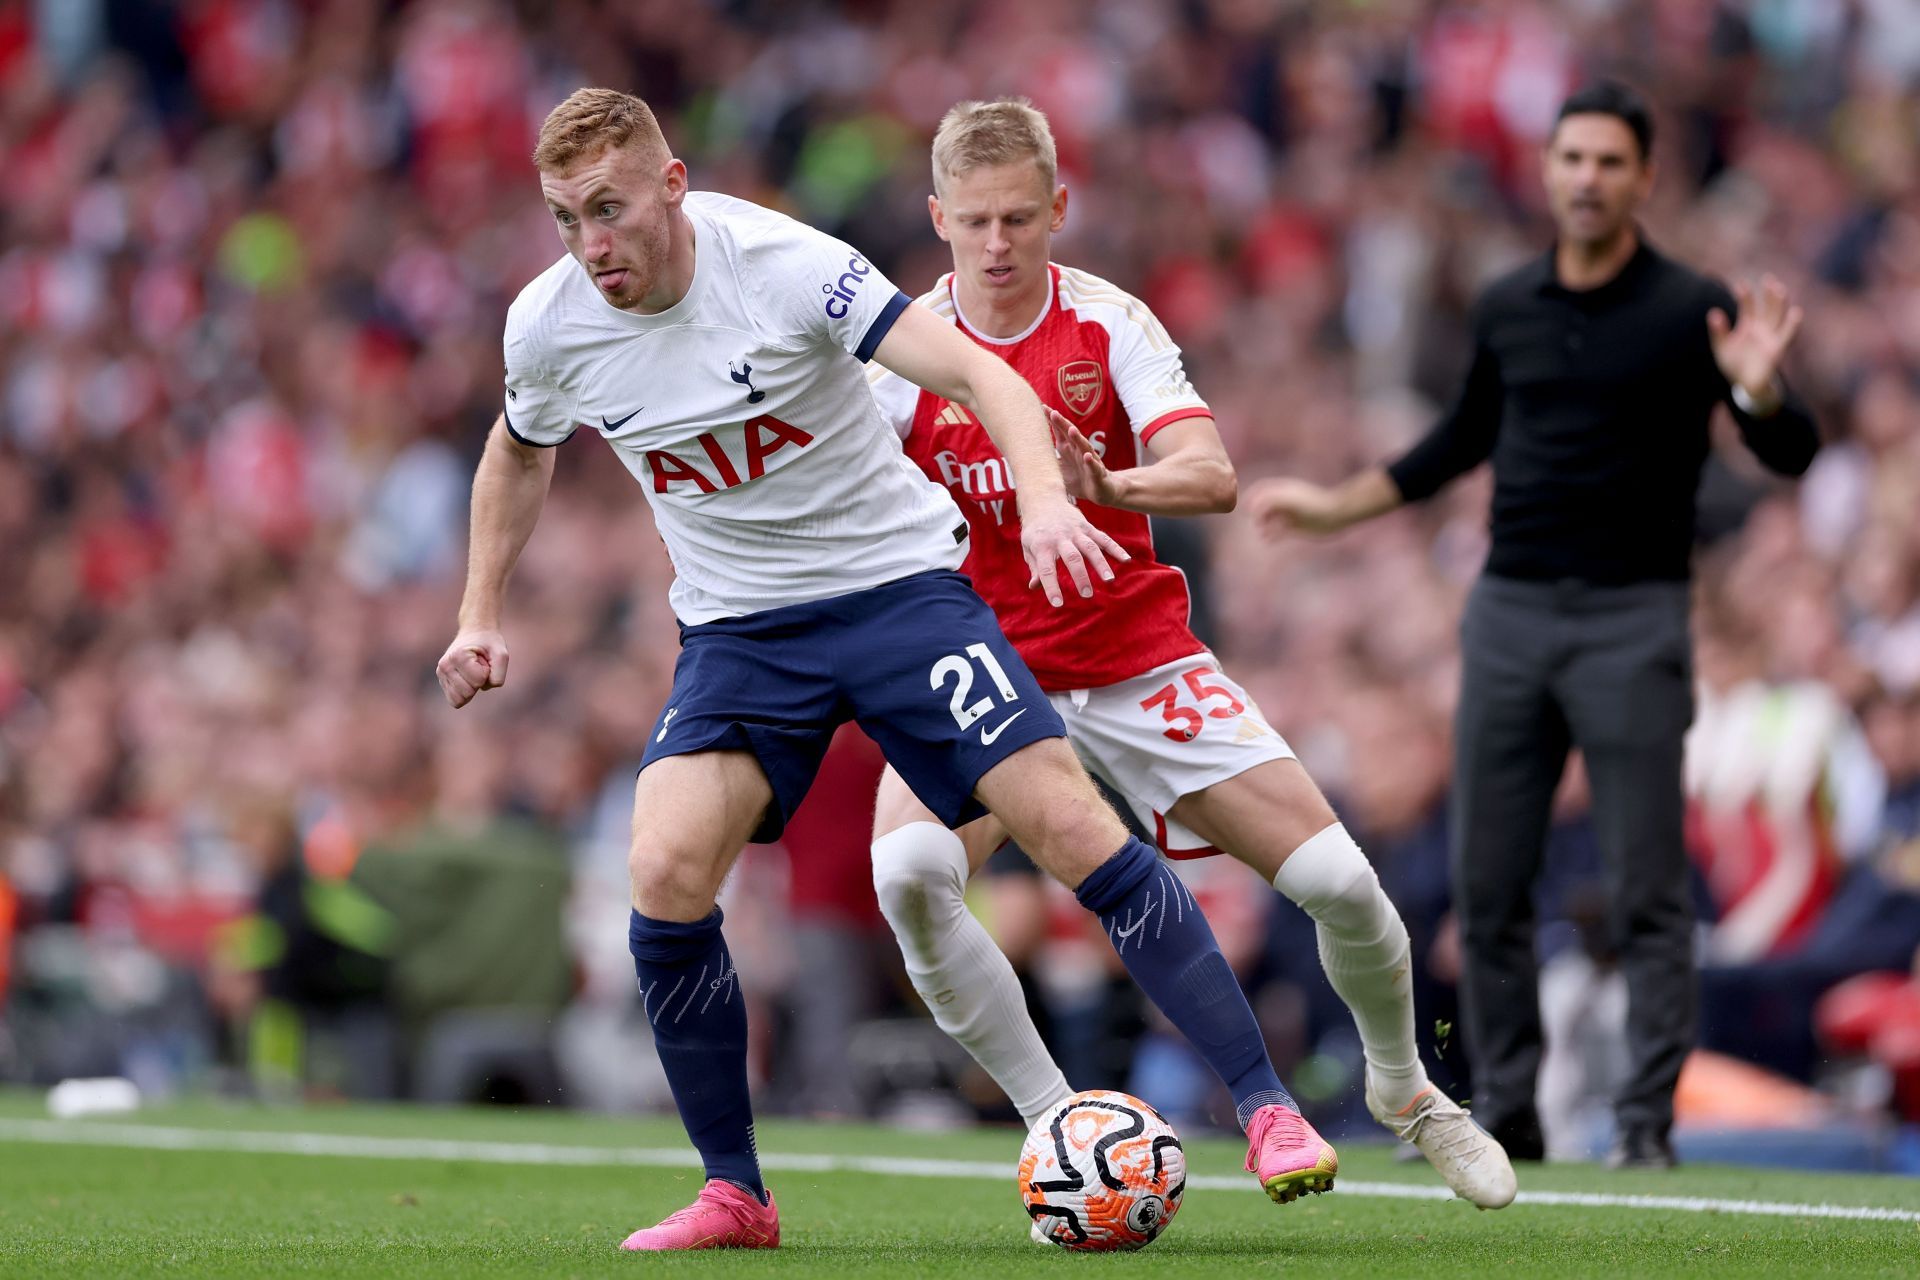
[1731,380,1782,416]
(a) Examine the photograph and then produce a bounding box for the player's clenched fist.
[436,629,509,708]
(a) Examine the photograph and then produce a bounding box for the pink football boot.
[1244,1104,1339,1204]
[619,1179,780,1251]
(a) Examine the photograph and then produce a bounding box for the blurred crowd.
[4,0,1920,1152]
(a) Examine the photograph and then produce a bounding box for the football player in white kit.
[436,89,1323,1252]
[863,99,1515,1213]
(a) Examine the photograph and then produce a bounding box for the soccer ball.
[1017,1089,1185,1251]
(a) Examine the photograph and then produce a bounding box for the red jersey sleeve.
[1057,268,1210,447]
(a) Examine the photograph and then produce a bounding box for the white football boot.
[1366,1075,1517,1210]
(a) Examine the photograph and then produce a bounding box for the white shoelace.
[1397,1099,1489,1166]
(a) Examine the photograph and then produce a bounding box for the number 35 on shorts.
[1139,664,1249,742]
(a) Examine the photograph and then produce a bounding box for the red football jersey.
[869,265,1212,690]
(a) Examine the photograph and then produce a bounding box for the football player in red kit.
[866,99,1514,1211]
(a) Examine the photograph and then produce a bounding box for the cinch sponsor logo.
[821,255,872,319]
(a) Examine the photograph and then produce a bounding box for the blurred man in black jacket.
[1252,82,1819,1169]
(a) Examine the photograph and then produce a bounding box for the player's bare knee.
[1015,802,1128,887]
[991,746,1126,852]
[627,846,720,920]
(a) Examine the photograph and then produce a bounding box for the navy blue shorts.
[640,570,1067,842]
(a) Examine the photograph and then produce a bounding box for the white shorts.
[1047,653,1294,858]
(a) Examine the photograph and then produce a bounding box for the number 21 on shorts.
[931,644,1025,742]
[1140,666,1245,743]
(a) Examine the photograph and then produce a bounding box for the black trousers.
[1451,574,1697,1136]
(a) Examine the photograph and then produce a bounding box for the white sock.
[1271,822,1426,1109]
[872,823,1073,1128]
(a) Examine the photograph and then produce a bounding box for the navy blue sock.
[629,908,764,1201]
[1075,837,1296,1129]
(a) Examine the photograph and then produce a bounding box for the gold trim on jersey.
[1056,266,1176,352]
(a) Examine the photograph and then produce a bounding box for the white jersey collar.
[950,266,1055,346]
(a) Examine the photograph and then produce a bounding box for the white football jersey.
[502,191,966,623]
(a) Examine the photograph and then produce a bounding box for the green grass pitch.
[2,1090,1917,1277]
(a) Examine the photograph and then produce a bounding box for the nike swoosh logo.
[603,408,641,431]
[1115,916,1148,943]
[656,708,679,742]
[979,708,1027,746]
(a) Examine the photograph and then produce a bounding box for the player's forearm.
[958,359,1070,509]
[1329,467,1405,528]
[1104,450,1237,516]
[457,421,555,631]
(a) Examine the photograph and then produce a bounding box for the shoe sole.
[1260,1158,1339,1205]
[619,1232,779,1251]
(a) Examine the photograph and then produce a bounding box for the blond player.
[865,100,1515,1211]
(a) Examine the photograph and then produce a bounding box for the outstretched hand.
[1046,407,1119,506]
[436,629,509,708]
[1247,477,1347,539]
[1020,491,1130,606]
[1708,274,1803,404]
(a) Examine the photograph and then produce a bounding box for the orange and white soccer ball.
[1017,1089,1185,1251]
